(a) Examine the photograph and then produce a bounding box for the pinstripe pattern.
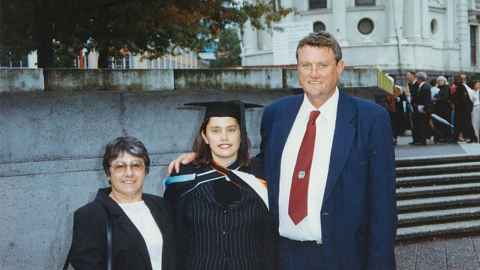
[165,164,275,270]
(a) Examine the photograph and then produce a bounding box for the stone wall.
[46,69,175,91]
[0,69,44,92]
[0,89,290,270]
[0,67,391,95]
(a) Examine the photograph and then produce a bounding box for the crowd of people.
[386,71,480,145]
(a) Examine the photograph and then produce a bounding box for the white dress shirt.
[466,87,480,106]
[278,89,339,242]
[119,201,163,270]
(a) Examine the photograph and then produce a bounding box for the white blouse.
[119,201,163,270]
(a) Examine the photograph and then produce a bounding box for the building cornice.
[346,5,385,12]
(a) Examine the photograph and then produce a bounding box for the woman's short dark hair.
[192,117,250,168]
[102,136,150,176]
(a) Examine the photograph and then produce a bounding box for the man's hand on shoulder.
[167,152,197,175]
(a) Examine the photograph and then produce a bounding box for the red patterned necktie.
[288,110,320,225]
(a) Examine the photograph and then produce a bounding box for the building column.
[386,0,405,43]
[457,0,470,69]
[445,0,456,48]
[420,0,430,40]
[332,0,347,45]
[403,0,422,42]
[280,0,293,9]
[243,22,258,55]
[28,51,38,68]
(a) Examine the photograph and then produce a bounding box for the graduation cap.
[184,100,263,132]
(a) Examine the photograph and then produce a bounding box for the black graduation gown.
[164,161,276,270]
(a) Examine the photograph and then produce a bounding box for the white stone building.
[242,0,480,75]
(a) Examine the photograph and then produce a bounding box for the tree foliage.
[210,28,242,68]
[0,0,291,68]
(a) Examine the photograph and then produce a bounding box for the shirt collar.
[300,87,339,121]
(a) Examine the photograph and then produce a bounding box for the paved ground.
[395,236,480,270]
[395,135,480,159]
[394,135,480,269]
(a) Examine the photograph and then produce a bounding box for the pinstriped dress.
[164,162,276,270]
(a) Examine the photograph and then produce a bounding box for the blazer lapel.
[323,92,356,204]
[269,95,303,221]
[272,95,303,160]
[144,197,168,236]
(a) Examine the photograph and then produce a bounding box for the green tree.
[210,28,242,68]
[0,0,290,68]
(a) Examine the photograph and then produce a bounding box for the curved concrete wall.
[0,89,290,270]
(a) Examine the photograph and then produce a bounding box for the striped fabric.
[165,164,276,270]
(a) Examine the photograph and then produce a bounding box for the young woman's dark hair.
[192,116,251,168]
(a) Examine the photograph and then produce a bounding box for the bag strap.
[105,212,113,270]
[63,205,113,270]
[62,247,71,270]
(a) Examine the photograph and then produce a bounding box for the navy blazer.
[258,92,397,270]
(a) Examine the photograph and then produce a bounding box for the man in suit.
[169,31,397,270]
[411,72,432,145]
[406,71,419,144]
[257,31,396,270]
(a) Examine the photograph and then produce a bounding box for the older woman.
[432,76,452,143]
[163,101,275,270]
[66,136,175,270]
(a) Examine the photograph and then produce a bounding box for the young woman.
[163,101,275,270]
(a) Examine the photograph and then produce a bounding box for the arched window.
[430,19,438,34]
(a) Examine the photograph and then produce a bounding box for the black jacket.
[415,82,432,112]
[68,188,176,270]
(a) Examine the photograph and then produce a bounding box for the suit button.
[223,209,228,214]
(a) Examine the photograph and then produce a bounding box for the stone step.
[396,219,480,241]
[397,182,480,199]
[396,154,480,168]
[397,194,480,213]
[396,172,480,188]
[398,206,480,227]
[396,162,480,177]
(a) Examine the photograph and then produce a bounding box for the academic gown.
[164,161,276,270]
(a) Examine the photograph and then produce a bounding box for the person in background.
[386,85,403,145]
[452,75,475,142]
[411,72,432,145]
[431,76,452,143]
[406,71,419,144]
[430,78,440,101]
[469,81,480,142]
[397,86,411,134]
[66,136,176,270]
